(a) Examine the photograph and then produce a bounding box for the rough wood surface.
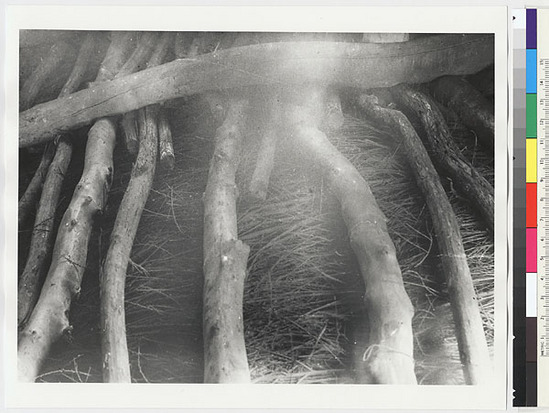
[429,75,494,150]
[284,86,417,384]
[18,32,135,383]
[100,106,158,383]
[20,34,494,147]
[388,85,494,229]
[203,98,251,383]
[100,32,172,383]
[18,34,97,326]
[18,119,117,382]
[18,140,73,327]
[356,94,492,385]
[18,143,55,226]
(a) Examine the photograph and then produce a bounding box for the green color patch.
[526,93,537,138]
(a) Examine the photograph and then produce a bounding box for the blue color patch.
[526,49,537,94]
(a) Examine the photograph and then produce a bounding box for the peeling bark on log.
[18,143,55,226]
[100,105,158,383]
[429,76,494,150]
[203,98,251,383]
[19,34,494,147]
[19,40,71,111]
[283,86,417,384]
[388,85,494,230]
[99,32,172,383]
[356,94,492,385]
[158,110,175,170]
[18,33,135,383]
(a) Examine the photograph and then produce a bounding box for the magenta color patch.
[526,228,537,273]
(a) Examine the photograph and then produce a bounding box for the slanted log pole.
[19,40,71,111]
[388,85,494,229]
[100,32,173,383]
[283,86,417,384]
[17,32,136,383]
[18,143,55,226]
[19,34,494,147]
[120,111,139,156]
[429,76,494,150]
[356,94,492,385]
[203,97,251,383]
[248,94,281,201]
[18,33,96,327]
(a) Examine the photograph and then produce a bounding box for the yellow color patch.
[526,139,537,183]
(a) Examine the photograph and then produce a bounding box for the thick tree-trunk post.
[249,94,281,201]
[429,76,494,150]
[283,86,416,384]
[18,32,135,383]
[18,33,97,326]
[18,143,55,226]
[203,97,251,383]
[356,94,492,385]
[19,34,495,148]
[100,32,172,383]
[19,40,71,111]
[388,85,494,229]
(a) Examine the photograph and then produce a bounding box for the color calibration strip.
[525,8,537,407]
[537,9,549,408]
[513,8,528,406]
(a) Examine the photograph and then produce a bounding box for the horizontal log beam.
[19,34,494,148]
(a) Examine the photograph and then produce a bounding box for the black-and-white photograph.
[16,29,496,385]
[3,4,508,410]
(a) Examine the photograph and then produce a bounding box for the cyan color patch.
[526,49,537,93]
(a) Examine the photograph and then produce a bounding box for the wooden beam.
[19,34,494,148]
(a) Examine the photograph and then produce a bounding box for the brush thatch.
[20,82,494,384]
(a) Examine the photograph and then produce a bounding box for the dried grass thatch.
[20,84,494,384]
